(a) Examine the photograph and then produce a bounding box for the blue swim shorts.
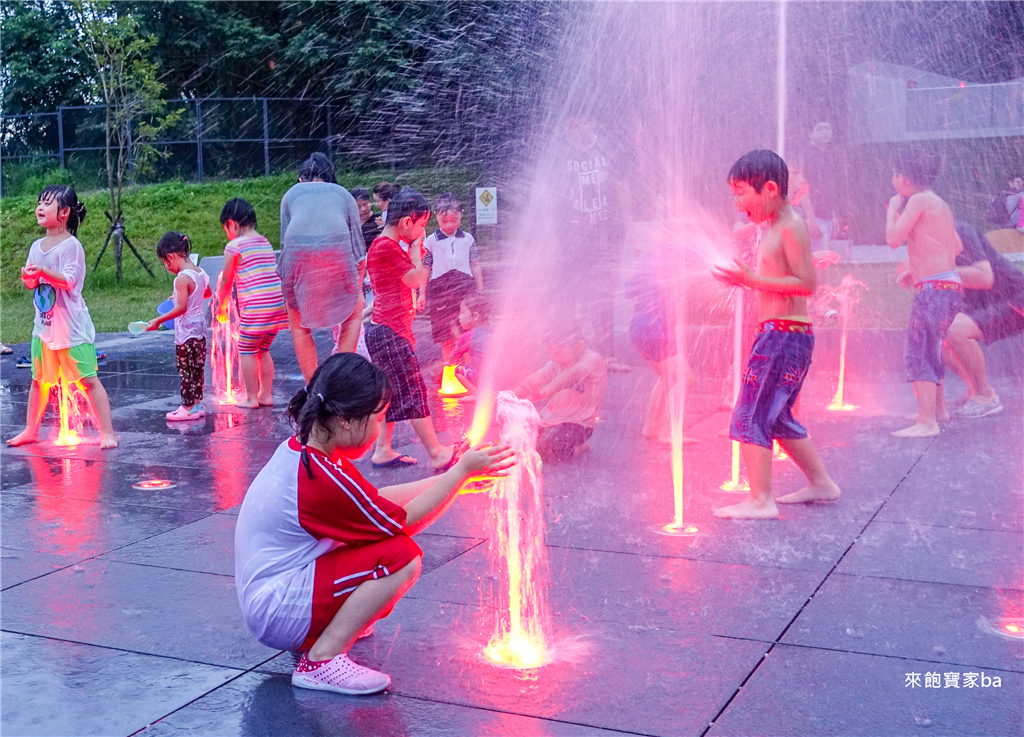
[905,280,964,384]
[729,320,814,449]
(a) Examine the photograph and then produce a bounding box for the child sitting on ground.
[234,353,513,696]
[712,150,840,519]
[8,185,117,449]
[886,148,964,438]
[148,232,211,421]
[417,193,483,364]
[450,293,492,399]
[217,198,289,409]
[514,324,607,461]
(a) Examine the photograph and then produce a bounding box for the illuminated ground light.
[438,365,469,396]
[654,522,700,537]
[132,479,178,490]
[986,618,1024,639]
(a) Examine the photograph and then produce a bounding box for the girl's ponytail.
[38,184,85,236]
[286,354,391,478]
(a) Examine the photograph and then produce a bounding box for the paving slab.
[837,521,1023,588]
[708,644,1023,737]
[260,597,770,737]
[1,486,207,563]
[2,456,256,513]
[2,545,81,589]
[411,543,823,641]
[782,573,1024,672]
[1,631,239,737]
[2,558,279,669]
[138,671,636,737]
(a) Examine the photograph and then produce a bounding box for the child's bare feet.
[891,422,940,438]
[235,398,260,409]
[713,498,779,519]
[6,429,38,447]
[257,394,274,406]
[776,483,841,504]
[429,445,456,471]
[100,432,119,449]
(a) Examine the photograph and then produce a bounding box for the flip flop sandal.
[371,454,419,469]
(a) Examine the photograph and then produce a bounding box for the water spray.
[824,274,867,411]
[720,285,750,492]
[210,273,245,404]
[484,391,552,669]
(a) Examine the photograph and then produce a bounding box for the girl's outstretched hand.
[456,443,515,478]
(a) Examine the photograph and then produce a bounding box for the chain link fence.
[0,97,361,195]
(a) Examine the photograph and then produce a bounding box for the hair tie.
[315,392,325,402]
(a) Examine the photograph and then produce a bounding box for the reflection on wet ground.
[1,327,1021,736]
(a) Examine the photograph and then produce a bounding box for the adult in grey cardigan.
[278,153,366,382]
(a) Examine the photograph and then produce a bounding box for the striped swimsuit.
[225,233,289,352]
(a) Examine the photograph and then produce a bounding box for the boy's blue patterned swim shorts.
[730,320,814,449]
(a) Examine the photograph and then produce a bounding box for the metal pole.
[196,99,203,183]
[326,102,333,154]
[57,108,65,168]
[262,98,270,176]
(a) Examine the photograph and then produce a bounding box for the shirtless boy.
[886,148,963,438]
[711,150,840,519]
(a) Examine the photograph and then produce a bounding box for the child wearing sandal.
[148,232,211,421]
[234,353,513,695]
[217,198,289,409]
[8,185,117,449]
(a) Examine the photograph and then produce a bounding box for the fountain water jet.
[824,275,867,411]
[49,375,90,446]
[210,273,245,404]
[484,390,552,669]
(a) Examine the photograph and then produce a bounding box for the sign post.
[476,187,498,225]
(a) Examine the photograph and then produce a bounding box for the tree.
[68,0,180,279]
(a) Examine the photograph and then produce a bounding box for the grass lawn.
[1,168,487,344]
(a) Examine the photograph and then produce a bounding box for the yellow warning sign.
[475,187,497,225]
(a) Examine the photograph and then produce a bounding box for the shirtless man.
[886,148,963,438]
[711,150,840,519]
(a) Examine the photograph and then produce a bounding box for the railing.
[1,97,332,185]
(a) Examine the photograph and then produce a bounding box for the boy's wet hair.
[351,186,371,202]
[728,149,789,197]
[434,192,462,213]
[220,198,257,228]
[39,184,86,236]
[298,152,336,183]
[156,231,192,260]
[544,323,585,347]
[373,181,402,201]
[287,353,392,479]
[462,293,491,323]
[893,148,941,187]
[385,187,431,226]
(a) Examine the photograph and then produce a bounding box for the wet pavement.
[1,323,1022,736]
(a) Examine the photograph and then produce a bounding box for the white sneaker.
[957,396,1003,419]
[291,652,390,695]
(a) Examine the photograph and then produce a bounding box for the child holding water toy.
[148,232,211,421]
[234,353,513,695]
[217,198,289,409]
[8,185,118,449]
